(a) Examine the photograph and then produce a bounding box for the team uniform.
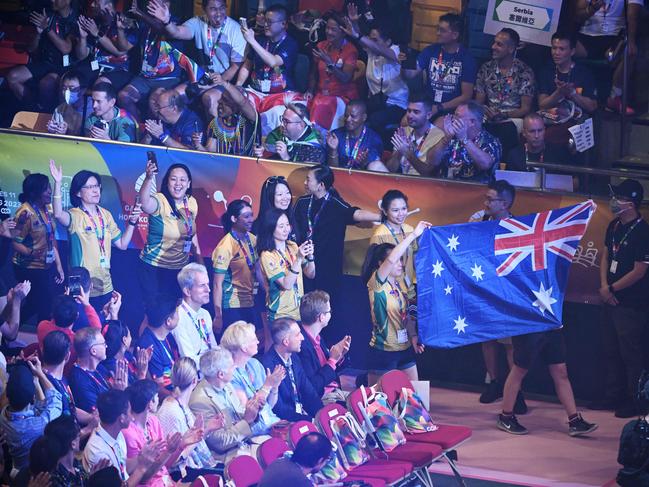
[259,241,304,322]
[370,222,416,300]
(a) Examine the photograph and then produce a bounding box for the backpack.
[357,385,406,452]
[393,387,438,434]
[328,412,370,470]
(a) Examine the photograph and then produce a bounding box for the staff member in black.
[597,179,649,418]
[293,165,380,342]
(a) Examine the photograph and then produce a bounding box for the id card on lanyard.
[178,196,194,253]
[32,204,56,264]
[388,280,408,343]
[306,191,331,239]
[82,207,109,268]
[182,302,212,350]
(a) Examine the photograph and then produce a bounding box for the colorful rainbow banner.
[0,129,623,305]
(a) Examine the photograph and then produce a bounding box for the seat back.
[190,474,223,487]
[294,53,310,93]
[289,420,318,448]
[224,455,263,487]
[257,437,289,469]
[11,111,50,132]
[315,403,347,439]
[379,369,413,406]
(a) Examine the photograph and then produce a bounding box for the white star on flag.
[446,234,460,252]
[470,263,484,281]
[453,316,468,334]
[532,282,558,316]
[432,260,444,277]
[444,284,453,295]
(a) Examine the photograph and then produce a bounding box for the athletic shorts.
[512,329,566,370]
[577,33,620,59]
[367,345,417,373]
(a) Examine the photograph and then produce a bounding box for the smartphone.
[146,150,158,173]
[93,120,108,129]
[239,17,248,29]
[69,275,82,297]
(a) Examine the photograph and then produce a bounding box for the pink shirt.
[123,415,173,487]
[303,328,338,393]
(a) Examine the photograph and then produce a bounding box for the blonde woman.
[220,321,285,435]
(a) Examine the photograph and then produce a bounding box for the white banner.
[484,0,563,47]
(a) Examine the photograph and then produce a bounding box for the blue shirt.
[68,364,110,413]
[332,126,383,169]
[46,373,75,417]
[161,108,203,148]
[135,327,178,383]
[231,358,280,435]
[249,34,298,93]
[417,44,477,103]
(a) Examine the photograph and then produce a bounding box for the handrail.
[525,161,649,180]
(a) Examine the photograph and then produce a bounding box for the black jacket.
[298,327,338,397]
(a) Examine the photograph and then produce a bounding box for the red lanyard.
[97,430,127,480]
[30,204,55,250]
[411,126,431,157]
[231,231,256,270]
[81,207,107,256]
[178,196,194,237]
[388,279,407,324]
[182,302,212,349]
[612,218,641,257]
[207,23,226,60]
[345,126,367,167]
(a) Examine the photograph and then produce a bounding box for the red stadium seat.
[257,437,289,469]
[224,455,263,487]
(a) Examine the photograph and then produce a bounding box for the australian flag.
[416,200,597,348]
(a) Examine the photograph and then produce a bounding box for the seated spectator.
[254,103,326,163]
[299,291,350,403]
[47,70,92,136]
[407,13,476,126]
[42,331,75,418]
[172,263,218,365]
[15,435,59,486]
[117,0,182,121]
[6,0,77,110]
[307,11,359,131]
[139,87,166,144]
[258,432,332,486]
[69,327,123,414]
[83,389,165,485]
[143,89,204,149]
[386,94,445,176]
[195,75,259,156]
[189,348,269,463]
[0,357,62,472]
[326,100,387,171]
[261,318,323,421]
[538,31,597,145]
[44,414,88,486]
[0,281,31,347]
[37,293,101,361]
[157,357,223,481]
[74,0,137,92]
[135,298,180,387]
[575,0,643,114]
[100,320,149,386]
[124,379,201,487]
[84,82,138,142]
[220,321,284,434]
[147,0,245,82]
[237,4,298,95]
[428,101,502,183]
[505,113,571,171]
[476,28,535,155]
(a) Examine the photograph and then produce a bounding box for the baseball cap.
[609,179,644,206]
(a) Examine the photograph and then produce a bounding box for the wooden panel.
[410,0,462,49]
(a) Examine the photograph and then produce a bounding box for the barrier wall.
[0,129,626,305]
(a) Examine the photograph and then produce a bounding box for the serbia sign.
[484,0,562,46]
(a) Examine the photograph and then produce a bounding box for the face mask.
[609,197,632,215]
[64,89,79,105]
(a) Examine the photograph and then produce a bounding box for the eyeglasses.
[90,341,107,349]
[154,104,172,110]
[485,197,505,203]
[265,18,284,24]
[281,117,302,125]
[63,86,81,92]
[81,184,101,190]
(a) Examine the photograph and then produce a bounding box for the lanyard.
[75,364,110,392]
[263,35,286,74]
[231,231,256,270]
[435,48,455,82]
[554,63,574,84]
[387,279,407,325]
[178,196,194,237]
[181,302,212,350]
[30,203,55,250]
[97,429,127,480]
[306,191,331,239]
[234,366,257,397]
[524,144,544,165]
[344,126,367,168]
[384,222,405,245]
[411,126,431,157]
[51,375,76,411]
[206,22,227,69]
[158,336,174,364]
[611,218,642,257]
[276,247,300,308]
[81,206,107,256]
[175,398,193,428]
[283,358,303,408]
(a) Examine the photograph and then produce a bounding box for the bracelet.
[160,133,170,144]
[163,18,172,26]
[306,257,314,262]
[128,219,137,226]
[288,267,300,275]
[53,194,62,199]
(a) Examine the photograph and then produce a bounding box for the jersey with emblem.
[212,232,257,308]
[67,206,122,297]
[13,203,56,270]
[369,223,417,299]
[140,193,198,269]
[368,271,411,352]
[259,241,303,321]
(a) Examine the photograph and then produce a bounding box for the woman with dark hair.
[50,160,141,311]
[99,320,149,386]
[44,415,88,487]
[370,190,416,304]
[306,11,359,130]
[257,208,315,321]
[362,220,431,386]
[252,175,294,238]
[211,199,259,336]
[137,160,202,316]
[12,173,65,322]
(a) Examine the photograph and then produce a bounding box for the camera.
[185,70,215,101]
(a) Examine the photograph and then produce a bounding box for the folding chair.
[257,437,289,469]
[224,455,263,487]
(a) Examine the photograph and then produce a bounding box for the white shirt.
[183,16,246,73]
[580,0,644,36]
[83,426,129,481]
[172,301,217,365]
[366,45,409,109]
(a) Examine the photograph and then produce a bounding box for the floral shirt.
[476,58,535,113]
[440,129,502,183]
[51,459,88,487]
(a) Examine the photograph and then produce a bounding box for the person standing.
[595,179,649,418]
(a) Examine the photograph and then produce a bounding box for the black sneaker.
[568,414,598,437]
[480,381,503,404]
[513,391,528,415]
[497,414,528,435]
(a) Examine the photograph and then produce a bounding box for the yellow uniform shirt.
[212,232,257,309]
[368,271,413,352]
[260,241,303,322]
[369,222,417,298]
[140,193,198,269]
[13,203,56,270]
[67,206,121,297]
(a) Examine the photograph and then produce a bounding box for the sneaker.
[497,414,528,435]
[568,414,598,437]
[615,403,639,419]
[513,391,528,415]
[480,381,503,404]
[606,96,636,115]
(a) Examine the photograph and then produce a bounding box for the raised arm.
[146,0,194,40]
[49,159,71,227]
[376,221,431,282]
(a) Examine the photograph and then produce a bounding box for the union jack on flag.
[416,201,597,348]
